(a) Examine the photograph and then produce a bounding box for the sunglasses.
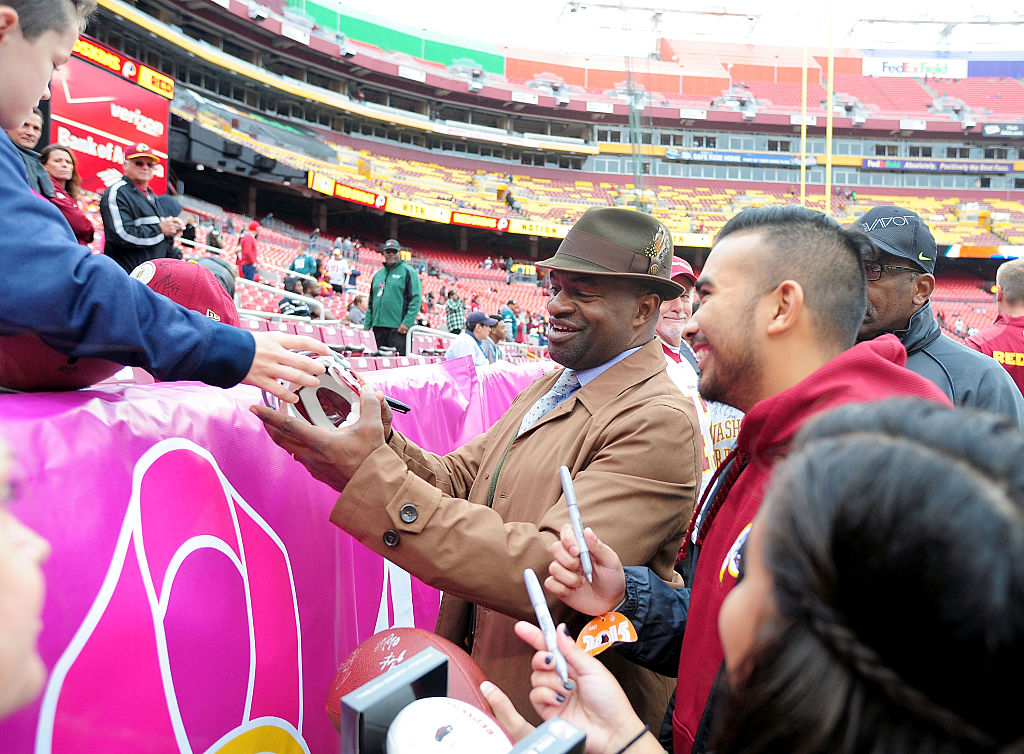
[131,159,157,168]
[863,262,922,281]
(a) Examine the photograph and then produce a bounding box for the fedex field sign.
[862,58,968,78]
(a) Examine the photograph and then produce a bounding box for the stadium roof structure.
[332,0,1024,57]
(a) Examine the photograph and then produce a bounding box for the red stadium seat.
[293,321,319,339]
[240,317,270,333]
[318,324,345,347]
[348,357,375,371]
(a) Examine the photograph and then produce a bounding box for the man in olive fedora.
[253,207,704,727]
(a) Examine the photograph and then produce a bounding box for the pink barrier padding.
[0,356,552,753]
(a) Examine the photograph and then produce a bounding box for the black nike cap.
[854,205,936,274]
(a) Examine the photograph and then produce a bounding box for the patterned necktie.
[517,368,580,436]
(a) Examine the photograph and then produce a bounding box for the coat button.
[399,504,418,523]
[383,529,400,547]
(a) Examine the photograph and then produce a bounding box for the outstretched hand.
[251,388,387,491]
[244,332,331,403]
[545,524,626,617]
[510,621,657,754]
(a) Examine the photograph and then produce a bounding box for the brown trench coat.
[331,338,702,728]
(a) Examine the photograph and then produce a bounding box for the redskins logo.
[130,261,157,285]
[720,523,752,583]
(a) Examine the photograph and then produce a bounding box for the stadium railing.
[236,278,326,318]
[405,325,457,357]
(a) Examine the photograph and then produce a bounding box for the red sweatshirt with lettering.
[965,313,1024,398]
[672,334,950,753]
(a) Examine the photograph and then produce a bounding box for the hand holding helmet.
[260,351,363,429]
[251,352,400,492]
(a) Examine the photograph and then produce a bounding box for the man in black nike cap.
[854,205,1024,424]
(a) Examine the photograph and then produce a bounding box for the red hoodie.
[672,334,950,753]
[965,313,1024,398]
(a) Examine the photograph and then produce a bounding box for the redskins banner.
[49,39,170,194]
[307,171,387,208]
[334,182,386,208]
[71,36,175,100]
[450,211,509,232]
[0,359,550,753]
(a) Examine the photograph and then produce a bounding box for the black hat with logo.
[855,205,936,274]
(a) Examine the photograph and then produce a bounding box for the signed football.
[326,628,495,731]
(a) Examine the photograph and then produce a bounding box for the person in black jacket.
[100,143,181,273]
[854,205,1024,427]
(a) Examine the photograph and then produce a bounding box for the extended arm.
[0,144,327,391]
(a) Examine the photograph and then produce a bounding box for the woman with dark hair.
[39,144,93,245]
[488,399,1024,754]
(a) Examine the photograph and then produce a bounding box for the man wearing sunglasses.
[855,205,1024,425]
[100,143,182,273]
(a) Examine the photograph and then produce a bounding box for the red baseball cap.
[670,258,697,285]
[248,220,260,231]
[0,333,120,391]
[125,143,161,163]
[130,258,240,327]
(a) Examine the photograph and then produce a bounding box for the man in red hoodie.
[966,258,1024,397]
[237,221,260,280]
[543,205,950,753]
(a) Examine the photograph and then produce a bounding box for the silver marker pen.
[559,465,593,583]
[524,568,569,685]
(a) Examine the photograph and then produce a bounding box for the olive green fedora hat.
[537,207,684,300]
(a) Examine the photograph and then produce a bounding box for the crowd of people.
[254,204,1023,753]
[2,3,1023,753]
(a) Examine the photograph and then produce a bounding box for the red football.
[326,628,495,731]
[0,333,121,391]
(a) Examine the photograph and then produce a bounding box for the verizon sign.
[49,42,170,194]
